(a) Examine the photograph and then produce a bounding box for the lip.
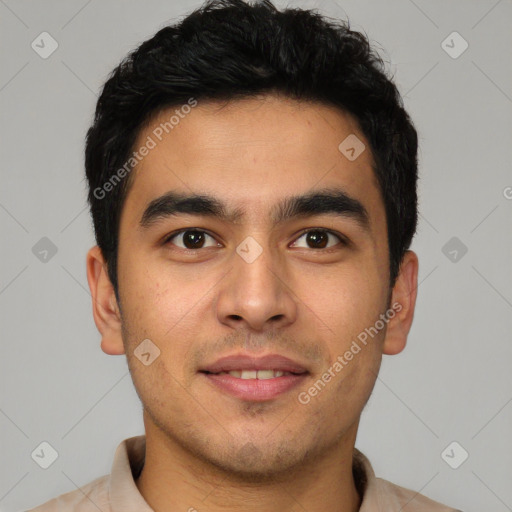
[199,353,309,402]
[199,353,308,374]
[201,372,308,402]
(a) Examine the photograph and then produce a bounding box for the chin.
[190,436,317,484]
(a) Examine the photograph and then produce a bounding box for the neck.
[135,418,361,512]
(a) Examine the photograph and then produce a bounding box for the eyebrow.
[139,187,370,231]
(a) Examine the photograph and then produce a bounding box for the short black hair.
[85,0,418,301]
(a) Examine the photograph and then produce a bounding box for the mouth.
[199,354,309,402]
[202,369,302,379]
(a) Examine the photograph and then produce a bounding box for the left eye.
[291,229,344,249]
[165,229,219,250]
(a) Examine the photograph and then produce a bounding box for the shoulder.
[375,476,463,512]
[353,449,462,511]
[27,474,111,512]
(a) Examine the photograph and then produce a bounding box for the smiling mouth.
[200,370,309,402]
[201,369,303,379]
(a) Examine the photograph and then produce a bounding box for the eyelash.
[162,228,348,251]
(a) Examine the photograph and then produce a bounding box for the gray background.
[1,0,511,511]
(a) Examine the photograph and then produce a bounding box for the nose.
[215,239,298,333]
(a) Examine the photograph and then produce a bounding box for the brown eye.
[291,229,344,249]
[166,230,218,250]
[305,230,329,248]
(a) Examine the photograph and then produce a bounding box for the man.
[30,0,462,510]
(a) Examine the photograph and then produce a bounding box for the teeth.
[217,370,289,379]
[256,370,276,380]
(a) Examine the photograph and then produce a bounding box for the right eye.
[163,229,221,250]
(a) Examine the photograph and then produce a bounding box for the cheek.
[298,260,387,340]
[120,254,199,336]
[300,260,387,396]
[119,258,217,381]
[119,269,197,410]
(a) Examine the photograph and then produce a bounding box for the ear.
[86,245,125,355]
[382,250,419,356]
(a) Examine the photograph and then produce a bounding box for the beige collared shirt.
[28,435,461,511]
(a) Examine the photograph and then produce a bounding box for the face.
[88,94,417,480]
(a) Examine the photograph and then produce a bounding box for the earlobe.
[382,250,419,356]
[86,246,125,355]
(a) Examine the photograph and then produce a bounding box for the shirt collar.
[109,435,153,512]
[353,447,381,511]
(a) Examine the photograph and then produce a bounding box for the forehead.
[121,94,383,227]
